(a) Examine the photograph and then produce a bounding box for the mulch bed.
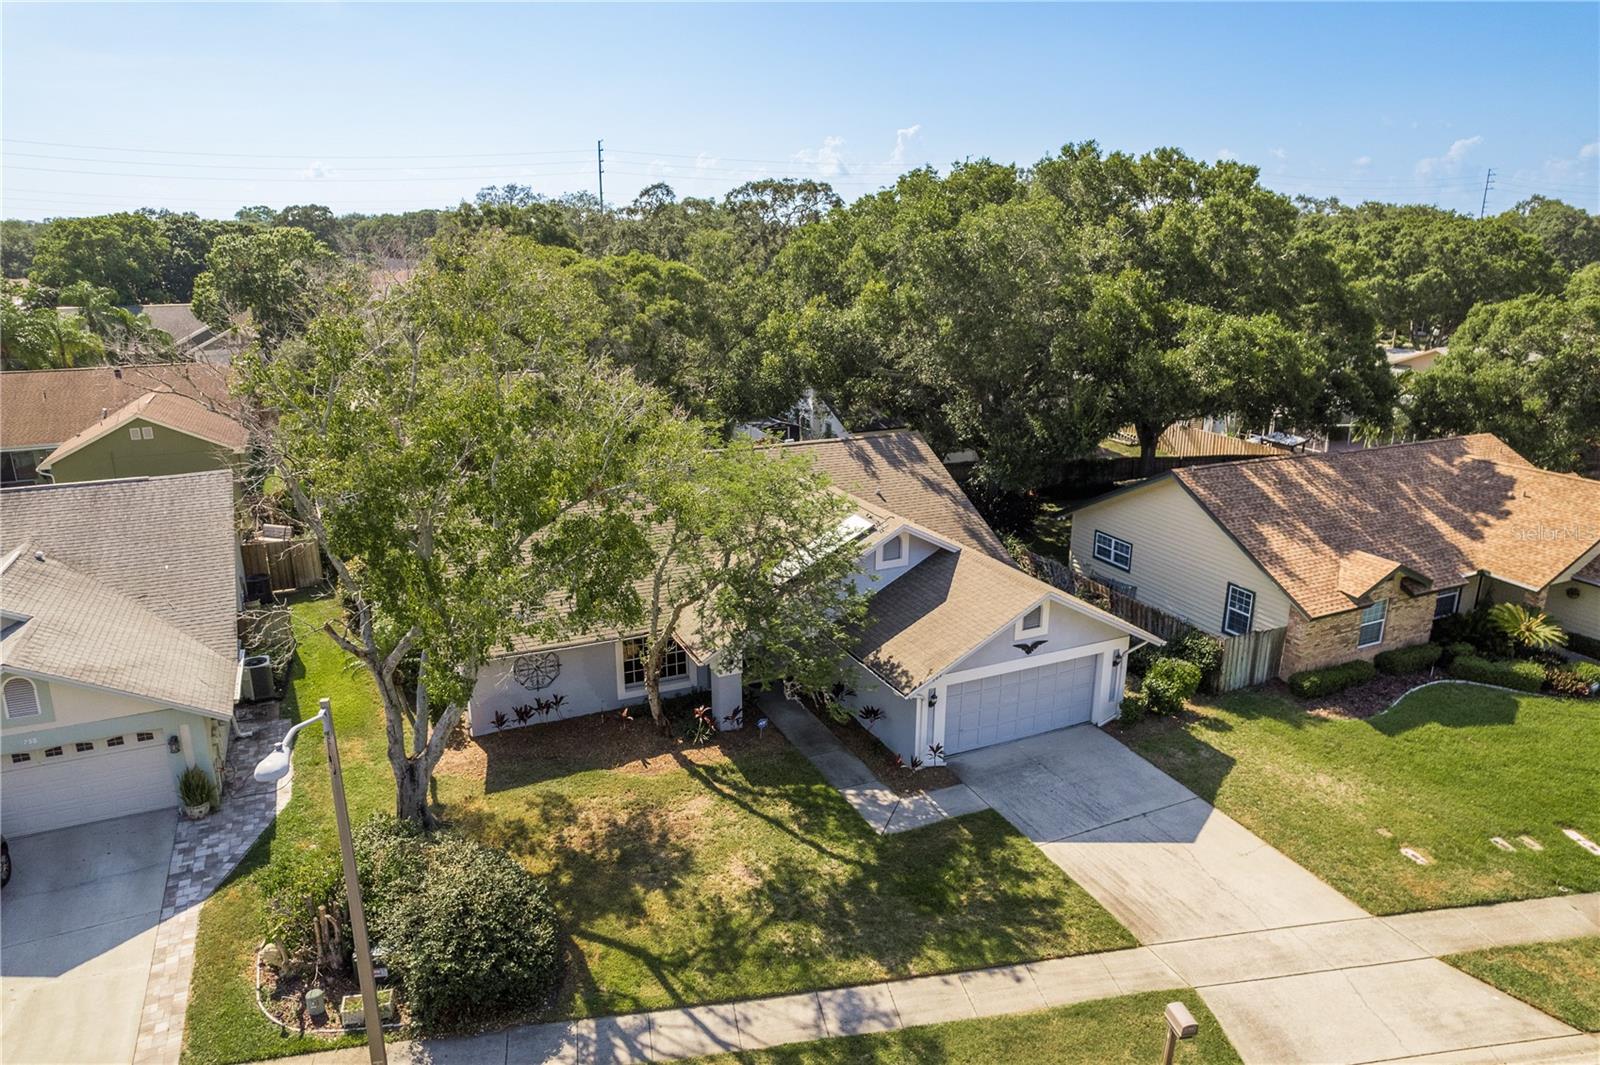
[1271,670,1442,720]
[803,701,963,796]
[259,959,405,1035]
[436,706,768,784]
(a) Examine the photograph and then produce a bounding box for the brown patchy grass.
[1446,937,1600,1031]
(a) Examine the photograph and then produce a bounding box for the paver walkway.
[759,693,988,834]
[132,701,292,1065]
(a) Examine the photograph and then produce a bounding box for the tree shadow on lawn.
[1364,683,1525,735]
[449,727,1123,1020]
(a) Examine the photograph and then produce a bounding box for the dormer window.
[875,532,908,570]
[1015,603,1047,638]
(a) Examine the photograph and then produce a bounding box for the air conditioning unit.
[242,655,275,702]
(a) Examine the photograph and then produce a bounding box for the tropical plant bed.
[802,700,961,796]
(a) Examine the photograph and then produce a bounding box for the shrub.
[259,847,346,959]
[1443,641,1476,664]
[1487,603,1568,654]
[1567,631,1600,659]
[177,766,217,809]
[1448,655,1546,693]
[373,834,561,1032]
[964,479,1040,536]
[1141,658,1202,715]
[1545,660,1600,698]
[1373,643,1442,676]
[1287,659,1377,698]
[1118,690,1149,727]
[1128,625,1222,683]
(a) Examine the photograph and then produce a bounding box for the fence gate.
[1215,627,1286,692]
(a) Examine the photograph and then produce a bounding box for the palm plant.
[1488,603,1567,653]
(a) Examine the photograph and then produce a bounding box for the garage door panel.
[947,654,1099,755]
[2,738,175,837]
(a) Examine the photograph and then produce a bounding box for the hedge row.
[1447,655,1547,693]
[1287,659,1376,698]
[1373,643,1442,676]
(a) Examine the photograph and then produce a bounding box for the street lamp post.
[254,697,387,1065]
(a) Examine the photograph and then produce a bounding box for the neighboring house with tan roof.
[0,363,240,486]
[1069,434,1600,680]
[468,430,1159,768]
[0,470,244,836]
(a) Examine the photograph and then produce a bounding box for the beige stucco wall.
[1546,581,1600,640]
[1071,478,1292,635]
[1278,574,1434,678]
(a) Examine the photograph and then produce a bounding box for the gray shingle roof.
[0,470,240,658]
[1,544,237,717]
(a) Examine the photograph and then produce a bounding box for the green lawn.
[184,598,1132,1063]
[687,990,1241,1065]
[437,722,1131,1019]
[1445,937,1600,1031]
[1120,684,1600,914]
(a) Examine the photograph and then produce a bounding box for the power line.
[1,150,606,174]
[0,137,593,161]
[3,164,596,184]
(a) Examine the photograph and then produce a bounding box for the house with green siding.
[35,391,247,484]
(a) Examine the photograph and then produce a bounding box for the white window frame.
[1092,530,1132,572]
[1222,584,1255,636]
[618,637,693,697]
[1014,602,1047,639]
[1358,599,1388,648]
[3,676,40,719]
[875,531,909,570]
[129,427,143,440]
[1433,588,1460,620]
[141,426,154,440]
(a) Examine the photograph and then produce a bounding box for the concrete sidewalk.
[267,892,1599,1065]
[760,693,989,834]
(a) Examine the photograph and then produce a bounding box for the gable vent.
[3,677,41,719]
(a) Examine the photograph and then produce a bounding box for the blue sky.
[3,3,1596,221]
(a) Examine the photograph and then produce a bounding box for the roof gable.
[37,391,248,472]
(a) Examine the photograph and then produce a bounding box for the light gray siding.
[834,660,920,764]
[470,640,710,735]
[850,529,944,596]
[1070,479,1293,635]
[947,599,1129,675]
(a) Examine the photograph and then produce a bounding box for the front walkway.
[759,693,988,834]
[131,701,293,1064]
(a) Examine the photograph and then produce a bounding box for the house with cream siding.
[1071,434,1600,680]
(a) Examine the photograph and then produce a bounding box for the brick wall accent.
[1278,574,1436,678]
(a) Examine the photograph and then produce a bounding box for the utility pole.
[597,139,605,211]
[1479,168,1495,219]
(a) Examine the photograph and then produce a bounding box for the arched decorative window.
[3,677,41,719]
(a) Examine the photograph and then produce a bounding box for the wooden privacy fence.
[1214,627,1287,692]
[241,535,324,592]
[1015,546,1283,691]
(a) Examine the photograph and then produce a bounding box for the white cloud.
[890,124,922,165]
[1217,147,1236,161]
[1269,147,1287,161]
[694,152,720,173]
[794,135,848,178]
[301,161,329,179]
[1353,155,1372,168]
[1415,135,1482,179]
[1580,141,1599,160]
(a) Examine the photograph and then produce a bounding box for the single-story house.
[469,430,1159,766]
[1069,434,1600,680]
[0,470,244,836]
[0,363,239,486]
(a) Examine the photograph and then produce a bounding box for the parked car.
[2,836,10,887]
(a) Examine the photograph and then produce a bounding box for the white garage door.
[1,730,176,837]
[945,655,1098,754]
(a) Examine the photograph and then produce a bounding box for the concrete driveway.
[951,726,1581,1064]
[1,811,174,1065]
[949,725,1364,943]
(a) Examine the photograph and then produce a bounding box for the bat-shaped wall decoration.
[1014,639,1048,655]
